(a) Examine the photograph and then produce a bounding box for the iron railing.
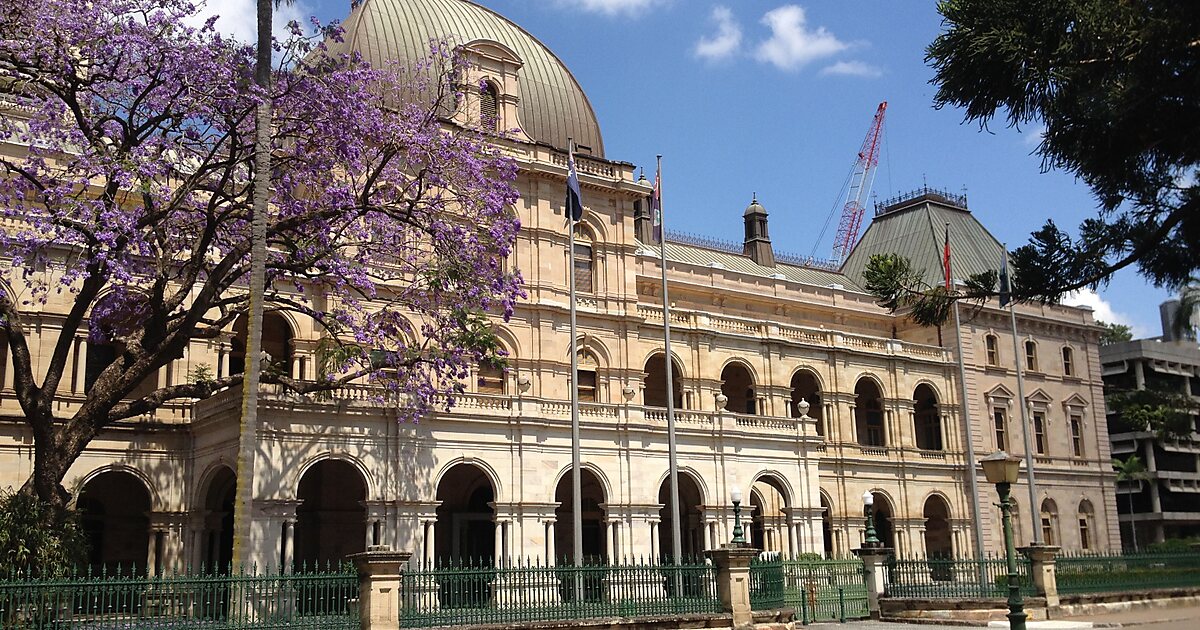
[783,557,869,622]
[884,555,1034,599]
[399,557,720,628]
[749,556,785,610]
[1055,550,1200,595]
[0,564,358,629]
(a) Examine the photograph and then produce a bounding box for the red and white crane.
[831,101,887,263]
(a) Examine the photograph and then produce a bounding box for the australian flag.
[566,147,584,222]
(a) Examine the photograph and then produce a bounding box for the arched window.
[576,349,599,402]
[985,334,1000,366]
[855,378,886,447]
[572,225,594,294]
[720,362,756,415]
[790,370,823,436]
[230,312,293,377]
[480,81,499,131]
[1077,500,1095,550]
[85,292,156,399]
[913,384,943,451]
[1040,498,1059,546]
[1025,340,1039,372]
[1062,346,1075,377]
[643,353,683,409]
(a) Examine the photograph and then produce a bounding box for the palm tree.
[1113,455,1148,552]
[231,0,290,569]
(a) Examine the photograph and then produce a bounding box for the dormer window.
[480,80,499,131]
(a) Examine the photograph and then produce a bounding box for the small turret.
[742,193,774,267]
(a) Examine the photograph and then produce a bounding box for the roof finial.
[752,191,757,203]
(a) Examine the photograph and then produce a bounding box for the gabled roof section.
[840,188,1006,290]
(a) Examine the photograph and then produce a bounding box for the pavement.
[825,605,1200,630]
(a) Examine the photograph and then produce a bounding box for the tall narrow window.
[480,81,499,131]
[573,239,594,294]
[985,335,999,366]
[478,362,506,395]
[1040,499,1059,546]
[1062,347,1075,377]
[1033,411,1047,455]
[1025,340,1038,372]
[577,350,598,402]
[993,407,1008,451]
[1070,415,1085,457]
[1078,500,1094,550]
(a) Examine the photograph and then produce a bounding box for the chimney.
[742,194,774,267]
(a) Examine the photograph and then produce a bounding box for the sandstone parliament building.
[0,0,1118,573]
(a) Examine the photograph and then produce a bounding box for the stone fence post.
[349,545,412,630]
[853,546,893,620]
[705,544,759,628]
[1019,544,1061,608]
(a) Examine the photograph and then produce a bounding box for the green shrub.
[1146,537,1200,553]
[0,489,88,577]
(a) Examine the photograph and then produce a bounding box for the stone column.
[1019,544,1061,607]
[543,519,555,564]
[649,520,659,560]
[349,546,411,630]
[853,546,893,620]
[283,520,295,571]
[705,545,758,627]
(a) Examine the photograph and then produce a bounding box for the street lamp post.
[731,486,746,545]
[862,490,881,548]
[981,451,1027,630]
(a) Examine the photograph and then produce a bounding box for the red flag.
[943,224,952,290]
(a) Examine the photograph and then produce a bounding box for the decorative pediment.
[985,383,1015,405]
[1025,388,1053,407]
[1061,393,1089,409]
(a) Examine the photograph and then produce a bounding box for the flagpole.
[947,224,985,555]
[1002,243,1042,544]
[567,140,584,568]
[655,155,684,569]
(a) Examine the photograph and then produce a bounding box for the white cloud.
[187,0,311,44]
[1062,289,1153,338]
[1022,123,1046,148]
[553,0,660,17]
[754,5,848,71]
[820,60,881,78]
[693,6,743,61]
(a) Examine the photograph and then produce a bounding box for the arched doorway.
[869,492,895,550]
[855,379,886,447]
[923,495,953,559]
[295,460,367,567]
[721,362,756,415]
[914,385,943,451]
[77,470,152,574]
[554,468,607,563]
[658,473,704,561]
[790,370,823,436]
[749,476,789,554]
[231,311,293,376]
[643,353,683,409]
[201,466,236,570]
[820,493,834,557]
[435,463,496,564]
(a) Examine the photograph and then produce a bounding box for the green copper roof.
[331,0,605,156]
[840,193,1006,289]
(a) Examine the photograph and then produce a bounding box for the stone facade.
[0,0,1118,573]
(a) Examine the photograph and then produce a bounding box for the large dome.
[333,0,605,157]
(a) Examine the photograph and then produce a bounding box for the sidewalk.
[1056,604,1200,627]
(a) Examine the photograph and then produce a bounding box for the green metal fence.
[1056,551,1200,595]
[0,564,358,630]
[749,556,785,610]
[884,555,1033,599]
[783,557,869,622]
[399,557,720,628]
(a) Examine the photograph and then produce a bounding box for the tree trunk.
[20,417,93,525]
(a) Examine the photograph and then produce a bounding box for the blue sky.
[202,0,1174,337]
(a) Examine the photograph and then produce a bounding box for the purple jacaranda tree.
[0,0,523,520]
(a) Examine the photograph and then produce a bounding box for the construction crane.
[831,101,888,263]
